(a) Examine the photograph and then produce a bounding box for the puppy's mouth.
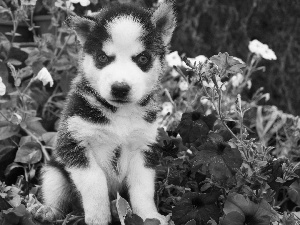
[109,99,131,104]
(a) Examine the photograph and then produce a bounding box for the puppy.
[41,2,176,225]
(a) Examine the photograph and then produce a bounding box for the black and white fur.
[41,2,176,225]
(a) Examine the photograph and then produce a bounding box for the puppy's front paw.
[85,209,111,225]
[142,212,168,225]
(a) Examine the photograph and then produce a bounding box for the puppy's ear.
[151,1,176,46]
[65,15,95,44]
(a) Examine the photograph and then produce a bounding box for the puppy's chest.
[67,107,158,161]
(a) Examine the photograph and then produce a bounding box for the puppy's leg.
[127,151,167,225]
[38,165,70,222]
[67,159,111,225]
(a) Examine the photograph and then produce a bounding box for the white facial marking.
[104,16,144,55]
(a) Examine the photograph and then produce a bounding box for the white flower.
[183,55,207,68]
[161,102,173,116]
[165,51,182,67]
[247,80,252,89]
[248,39,277,60]
[55,0,75,10]
[35,67,54,87]
[179,80,188,91]
[71,0,90,7]
[0,77,6,96]
[231,73,244,87]
[170,69,180,77]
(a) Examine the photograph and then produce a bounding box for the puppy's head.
[66,2,176,106]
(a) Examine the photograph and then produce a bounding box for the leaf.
[5,186,21,207]
[4,162,23,177]
[288,180,300,206]
[42,132,57,147]
[192,142,242,181]
[117,193,132,225]
[7,59,22,66]
[184,220,196,225]
[125,214,144,225]
[223,193,278,225]
[14,141,42,164]
[0,124,20,141]
[210,52,246,76]
[144,218,161,225]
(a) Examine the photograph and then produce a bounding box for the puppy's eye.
[98,54,108,63]
[137,54,149,65]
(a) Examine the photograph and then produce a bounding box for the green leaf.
[210,52,246,76]
[117,193,132,225]
[144,218,161,225]
[42,132,57,147]
[192,142,242,181]
[4,162,23,177]
[184,219,196,225]
[223,193,278,225]
[7,59,22,66]
[0,124,20,141]
[125,214,144,225]
[14,141,42,164]
[288,180,300,206]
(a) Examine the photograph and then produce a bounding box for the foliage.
[0,1,300,225]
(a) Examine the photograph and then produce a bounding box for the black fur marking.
[111,146,121,174]
[78,79,117,113]
[143,143,161,168]
[56,130,89,168]
[132,51,153,72]
[143,110,157,123]
[138,93,153,107]
[66,92,110,124]
[94,51,115,69]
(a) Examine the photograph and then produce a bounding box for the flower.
[184,55,208,67]
[230,73,244,87]
[248,39,277,60]
[221,193,279,225]
[70,0,91,6]
[0,77,6,96]
[165,51,182,67]
[179,80,188,91]
[161,102,173,116]
[35,67,54,87]
[172,192,221,225]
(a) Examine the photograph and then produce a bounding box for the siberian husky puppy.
[40,2,176,225]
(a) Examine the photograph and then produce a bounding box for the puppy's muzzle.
[111,82,131,100]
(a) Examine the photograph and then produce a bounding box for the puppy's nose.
[111,82,131,98]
